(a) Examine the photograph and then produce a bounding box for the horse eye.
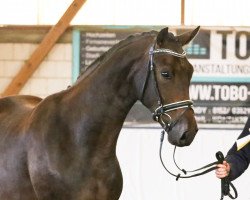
[161,71,171,79]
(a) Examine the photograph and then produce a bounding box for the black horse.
[0,27,199,200]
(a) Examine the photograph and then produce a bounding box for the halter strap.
[154,100,193,115]
[140,46,187,101]
[140,45,191,132]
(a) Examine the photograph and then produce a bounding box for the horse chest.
[30,171,122,200]
[28,155,123,200]
[77,165,123,199]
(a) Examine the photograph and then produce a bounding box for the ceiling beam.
[2,0,87,96]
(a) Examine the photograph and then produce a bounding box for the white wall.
[0,43,72,97]
[185,0,250,26]
[0,0,250,26]
[117,127,250,200]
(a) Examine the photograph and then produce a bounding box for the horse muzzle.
[168,128,198,147]
[152,100,198,147]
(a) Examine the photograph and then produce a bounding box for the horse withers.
[0,26,199,200]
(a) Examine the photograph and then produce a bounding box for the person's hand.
[215,161,230,178]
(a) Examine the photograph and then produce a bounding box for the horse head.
[140,27,200,147]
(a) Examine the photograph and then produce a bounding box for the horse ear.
[156,27,169,46]
[176,26,200,46]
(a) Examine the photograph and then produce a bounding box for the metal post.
[181,0,185,25]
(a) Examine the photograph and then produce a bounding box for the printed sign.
[187,28,250,127]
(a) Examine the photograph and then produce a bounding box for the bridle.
[140,44,238,200]
[140,46,193,132]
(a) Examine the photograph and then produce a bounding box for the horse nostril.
[180,132,187,141]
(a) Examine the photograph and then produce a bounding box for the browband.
[150,48,186,58]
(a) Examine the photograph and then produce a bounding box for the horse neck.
[59,35,154,151]
[72,39,153,117]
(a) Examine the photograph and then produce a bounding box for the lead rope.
[159,130,238,199]
[215,151,238,200]
[173,146,219,174]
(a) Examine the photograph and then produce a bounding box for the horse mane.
[94,30,158,64]
[75,30,158,82]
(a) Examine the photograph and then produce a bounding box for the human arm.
[216,117,250,181]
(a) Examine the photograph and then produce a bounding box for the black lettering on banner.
[190,83,250,102]
[235,31,250,59]
[80,31,132,73]
[217,31,233,59]
[190,82,250,125]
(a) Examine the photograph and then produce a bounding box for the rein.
[141,45,238,200]
[159,130,218,180]
[159,133,238,200]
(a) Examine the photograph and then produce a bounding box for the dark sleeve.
[226,117,250,181]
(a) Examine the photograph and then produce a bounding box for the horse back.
[0,95,42,132]
[0,95,41,112]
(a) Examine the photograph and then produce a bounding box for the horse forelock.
[166,32,177,42]
[160,32,184,54]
